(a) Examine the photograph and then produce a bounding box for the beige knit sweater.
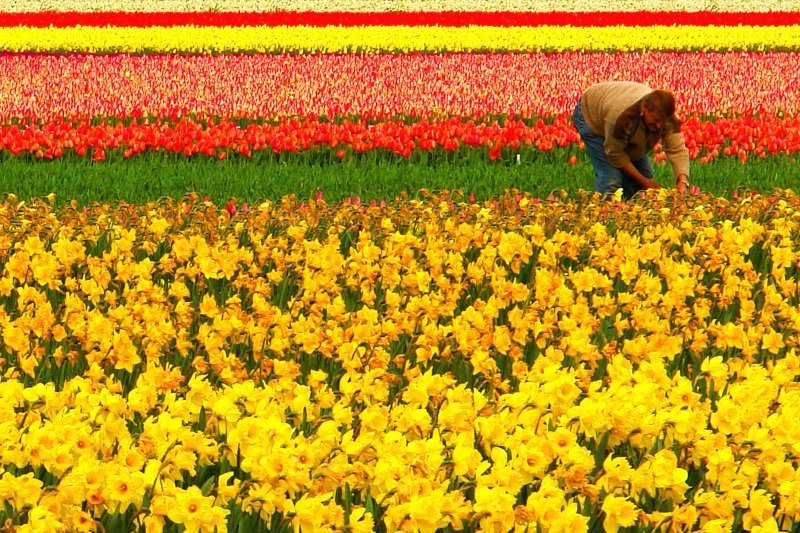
[579,81,690,179]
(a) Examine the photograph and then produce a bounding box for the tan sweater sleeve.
[663,128,690,178]
[603,120,632,168]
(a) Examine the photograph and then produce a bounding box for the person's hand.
[641,178,662,190]
[675,173,689,194]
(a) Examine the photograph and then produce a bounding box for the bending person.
[572,81,690,198]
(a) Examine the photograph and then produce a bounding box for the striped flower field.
[2,2,800,533]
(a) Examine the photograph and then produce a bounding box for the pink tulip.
[0,52,796,121]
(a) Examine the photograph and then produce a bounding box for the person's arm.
[675,173,689,194]
[663,128,690,192]
[604,123,661,189]
[620,161,661,189]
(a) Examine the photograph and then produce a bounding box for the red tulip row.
[2,115,798,162]
[2,10,798,27]
[0,116,574,160]
[1,52,798,122]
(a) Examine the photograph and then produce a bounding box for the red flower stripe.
[3,11,800,27]
[1,115,797,164]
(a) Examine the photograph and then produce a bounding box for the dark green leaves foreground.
[1,152,799,206]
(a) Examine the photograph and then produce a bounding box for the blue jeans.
[572,101,652,199]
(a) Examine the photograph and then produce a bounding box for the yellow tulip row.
[3,24,800,52]
[1,0,797,11]
[1,189,800,532]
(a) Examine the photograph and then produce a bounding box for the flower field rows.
[3,0,800,531]
[3,1,800,53]
[2,52,800,165]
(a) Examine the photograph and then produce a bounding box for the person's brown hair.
[612,90,682,140]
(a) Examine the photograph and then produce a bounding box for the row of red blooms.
[1,115,796,163]
[1,11,798,27]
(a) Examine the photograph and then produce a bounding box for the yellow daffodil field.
[2,188,800,532]
[3,0,800,532]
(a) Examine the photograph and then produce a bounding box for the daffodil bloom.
[167,486,227,533]
[601,494,638,533]
[0,472,43,511]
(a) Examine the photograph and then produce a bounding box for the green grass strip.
[1,153,799,206]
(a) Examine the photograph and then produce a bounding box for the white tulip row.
[1,0,797,12]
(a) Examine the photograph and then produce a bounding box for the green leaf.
[592,431,611,473]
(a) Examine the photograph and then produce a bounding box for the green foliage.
[0,151,799,206]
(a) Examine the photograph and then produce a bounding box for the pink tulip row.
[0,51,797,122]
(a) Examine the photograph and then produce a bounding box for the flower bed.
[2,115,799,164]
[1,52,798,122]
[2,0,798,11]
[1,191,800,531]
[4,24,800,53]
[2,1,800,531]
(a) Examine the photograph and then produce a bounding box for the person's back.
[579,81,653,138]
